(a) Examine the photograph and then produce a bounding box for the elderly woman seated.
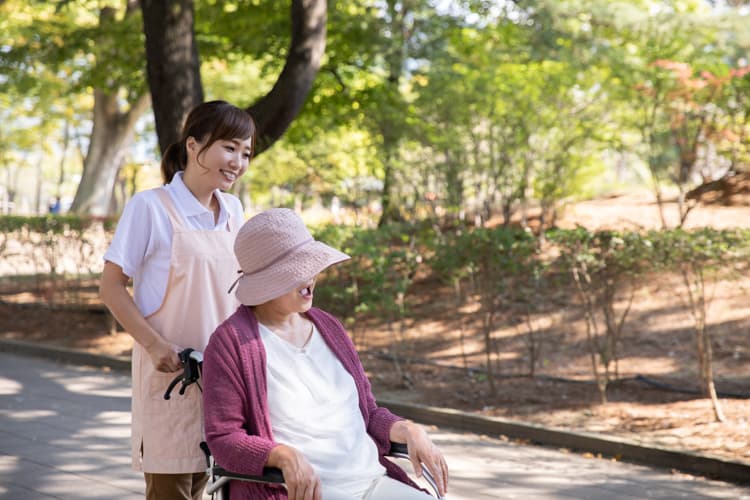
[202,208,448,500]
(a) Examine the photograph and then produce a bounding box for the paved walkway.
[0,351,748,499]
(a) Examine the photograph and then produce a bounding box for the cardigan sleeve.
[203,320,277,476]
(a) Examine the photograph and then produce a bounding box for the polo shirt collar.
[167,172,231,227]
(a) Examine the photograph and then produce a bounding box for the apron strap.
[155,188,187,231]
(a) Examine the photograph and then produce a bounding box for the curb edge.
[378,400,750,486]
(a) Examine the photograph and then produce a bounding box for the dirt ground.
[1,190,748,466]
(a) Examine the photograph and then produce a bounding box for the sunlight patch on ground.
[94,410,131,425]
[0,376,22,395]
[557,190,750,231]
[0,454,19,486]
[0,409,56,420]
[521,399,750,464]
[457,302,481,314]
[429,341,485,362]
[617,357,682,376]
[492,325,524,339]
[75,423,130,440]
[495,351,521,362]
[49,374,132,398]
[40,368,76,380]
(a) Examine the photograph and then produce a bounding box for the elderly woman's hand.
[267,444,321,500]
[390,420,449,497]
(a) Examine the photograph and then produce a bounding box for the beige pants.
[144,472,208,500]
[324,475,435,500]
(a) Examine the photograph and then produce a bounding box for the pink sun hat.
[229,208,350,306]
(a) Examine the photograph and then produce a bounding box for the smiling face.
[186,136,252,192]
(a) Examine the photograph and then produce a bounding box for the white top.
[259,323,386,496]
[103,172,244,317]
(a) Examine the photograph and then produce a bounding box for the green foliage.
[314,222,431,319]
[547,228,655,279]
[3,0,750,225]
[0,215,116,234]
[431,226,537,297]
[0,1,146,98]
[647,227,750,271]
[313,223,750,326]
[5,211,750,403]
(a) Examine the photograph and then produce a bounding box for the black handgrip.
[209,444,409,487]
[389,442,408,455]
[202,439,284,484]
[260,467,285,484]
[163,348,203,400]
[200,441,212,468]
[180,348,196,365]
[212,466,285,485]
[163,373,182,400]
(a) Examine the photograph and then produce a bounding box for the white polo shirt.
[103,172,245,317]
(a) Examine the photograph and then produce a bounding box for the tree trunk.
[141,0,204,154]
[378,158,401,227]
[57,121,69,199]
[142,0,327,156]
[376,0,410,227]
[573,265,608,404]
[682,265,725,422]
[69,91,150,215]
[443,150,463,218]
[34,159,43,215]
[482,307,497,397]
[698,323,726,422]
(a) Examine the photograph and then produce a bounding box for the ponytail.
[161,140,187,184]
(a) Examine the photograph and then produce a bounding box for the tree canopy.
[0,0,748,222]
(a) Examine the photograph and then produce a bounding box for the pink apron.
[131,188,240,473]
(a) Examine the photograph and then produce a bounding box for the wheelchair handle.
[164,348,204,400]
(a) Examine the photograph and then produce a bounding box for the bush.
[0,215,116,293]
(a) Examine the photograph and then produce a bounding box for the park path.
[0,351,747,499]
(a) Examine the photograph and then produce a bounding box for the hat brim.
[234,240,349,306]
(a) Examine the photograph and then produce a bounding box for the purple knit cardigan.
[202,306,416,500]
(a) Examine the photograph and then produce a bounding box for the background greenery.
[1,0,749,226]
[2,0,749,423]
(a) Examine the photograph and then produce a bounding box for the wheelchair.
[165,348,445,499]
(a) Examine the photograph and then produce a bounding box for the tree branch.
[248,0,327,155]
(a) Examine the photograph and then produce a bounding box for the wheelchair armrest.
[203,441,408,485]
[201,441,285,486]
[202,440,442,498]
[387,441,444,499]
[212,465,285,485]
[388,441,408,457]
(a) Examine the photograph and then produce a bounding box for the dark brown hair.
[161,100,257,184]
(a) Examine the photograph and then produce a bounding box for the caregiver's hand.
[146,337,182,373]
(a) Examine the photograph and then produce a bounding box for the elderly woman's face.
[264,275,318,314]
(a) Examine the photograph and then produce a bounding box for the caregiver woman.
[100,101,255,500]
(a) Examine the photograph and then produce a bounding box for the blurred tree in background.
[0,0,748,222]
